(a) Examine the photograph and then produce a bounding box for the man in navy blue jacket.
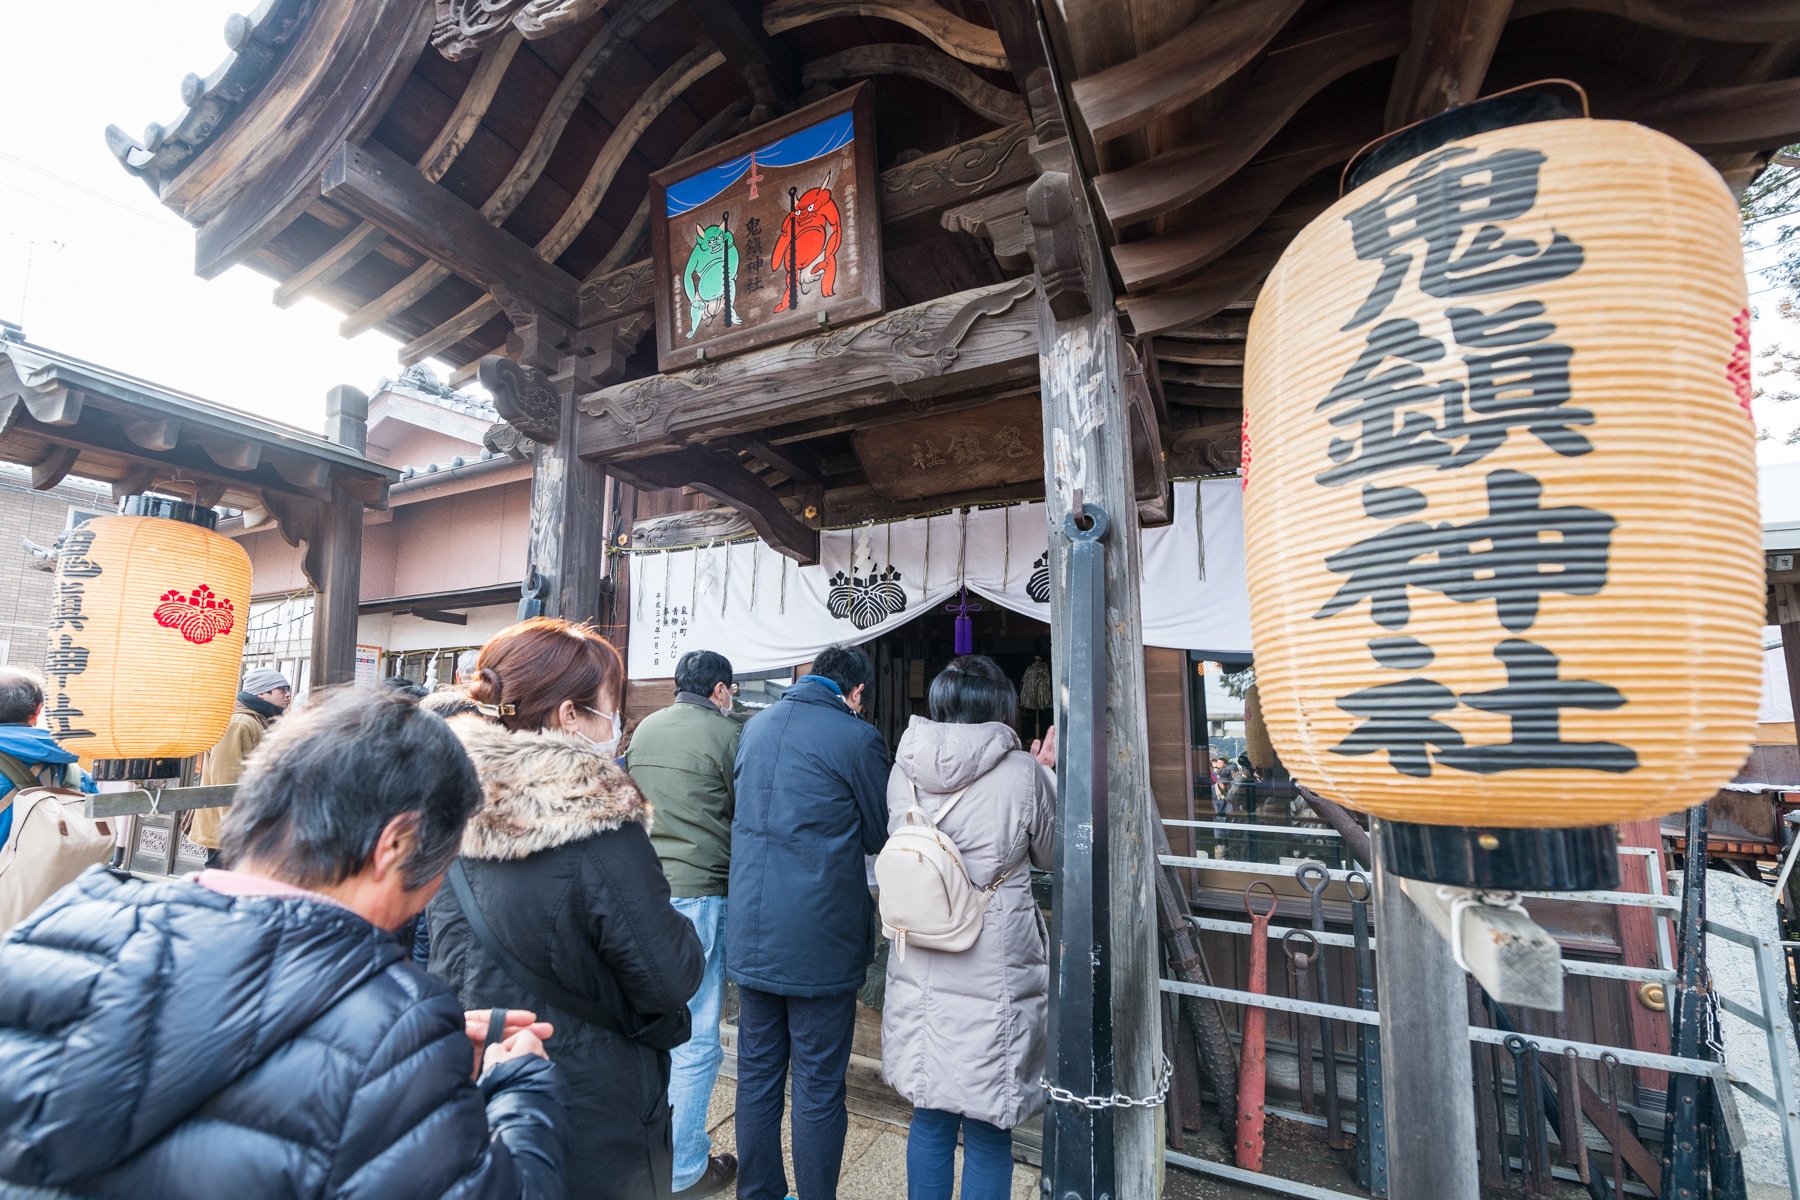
[728,643,889,1200]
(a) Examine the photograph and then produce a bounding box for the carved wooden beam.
[1110,119,1373,292]
[1028,173,1092,321]
[30,445,80,492]
[1509,0,1800,41]
[110,464,159,504]
[612,447,821,563]
[575,277,1039,461]
[801,44,1027,125]
[21,386,84,427]
[764,0,1006,69]
[276,31,523,309]
[322,140,580,324]
[1090,0,1408,232]
[687,0,800,115]
[193,433,262,472]
[480,356,563,443]
[120,415,182,453]
[1637,75,1800,152]
[1068,0,1306,145]
[1384,0,1512,129]
[941,184,1032,274]
[730,436,826,486]
[1121,195,1332,335]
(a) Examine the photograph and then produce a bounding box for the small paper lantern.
[1242,114,1762,880]
[48,499,252,760]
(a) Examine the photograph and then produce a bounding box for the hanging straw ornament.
[721,542,731,617]
[1020,656,1053,738]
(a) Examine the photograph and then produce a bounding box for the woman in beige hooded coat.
[881,655,1056,1200]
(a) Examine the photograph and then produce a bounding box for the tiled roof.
[104,0,316,193]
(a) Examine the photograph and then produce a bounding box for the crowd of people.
[0,619,1058,1200]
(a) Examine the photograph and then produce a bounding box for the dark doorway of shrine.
[860,602,1052,756]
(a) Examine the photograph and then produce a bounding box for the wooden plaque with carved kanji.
[852,394,1044,501]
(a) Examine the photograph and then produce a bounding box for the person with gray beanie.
[193,666,293,867]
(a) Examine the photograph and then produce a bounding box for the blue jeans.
[905,1108,1014,1200]
[669,895,728,1192]
[735,986,857,1200]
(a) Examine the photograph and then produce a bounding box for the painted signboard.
[650,85,881,371]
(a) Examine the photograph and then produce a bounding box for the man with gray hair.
[193,665,292,867]
[0,666,92,855]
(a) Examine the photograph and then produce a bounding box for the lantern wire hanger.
[1338,79,1592,196]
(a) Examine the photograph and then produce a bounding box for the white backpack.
[875,778,1009,960]
[0,764,112,939]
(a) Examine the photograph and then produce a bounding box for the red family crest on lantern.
[50,502,252,759]
[154,584,236,645]
[1242,107,1763,864]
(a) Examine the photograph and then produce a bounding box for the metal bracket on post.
[1397,877,1565,1011]
[1045,501,1115,1200]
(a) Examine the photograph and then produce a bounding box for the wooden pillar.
[312,386,367,688]
[483,307,648,627]
[310,481,365,687]
[526,381,609,624]
[1030,136,1163,1196]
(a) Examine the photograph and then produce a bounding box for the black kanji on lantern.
[1441,301,1592,467]
[1332,675,1465,778]
[1316,319,1459,487]
[1340,145,1585,330]
[1317,469,1614,631]
[1434,639,1637,774]
[1316,306,1593,487]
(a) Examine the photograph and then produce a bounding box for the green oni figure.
[682,217,743,339]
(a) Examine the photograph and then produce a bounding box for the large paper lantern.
[1242,104,1763,886]
[48,498,252,761]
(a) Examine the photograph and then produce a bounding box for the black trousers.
[734,986,857,1200]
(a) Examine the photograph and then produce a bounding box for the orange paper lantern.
[1242,114,1762,862]
[48,501,252,759]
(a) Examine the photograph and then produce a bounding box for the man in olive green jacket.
[624,650,740,1198]
[192,667,290,867]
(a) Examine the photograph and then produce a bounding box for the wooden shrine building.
[110,0,1800,1188]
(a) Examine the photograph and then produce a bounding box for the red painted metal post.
[1236,882,1278,1170]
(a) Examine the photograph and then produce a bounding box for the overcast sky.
[0,1,1796,469]
[0,1,419,436]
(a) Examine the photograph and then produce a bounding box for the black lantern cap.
[118,494,218,530]
[90,757,187,783]
[1379,819,1621,890]
[1346,82,1588,192]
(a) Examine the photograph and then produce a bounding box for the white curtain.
[626,479,1250,678]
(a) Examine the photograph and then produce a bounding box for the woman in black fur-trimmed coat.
[430,718,703,1200]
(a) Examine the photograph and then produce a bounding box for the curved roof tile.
[104,0,318,193]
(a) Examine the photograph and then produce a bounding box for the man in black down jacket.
[0,688,568,1200]
[728,643,889,1200]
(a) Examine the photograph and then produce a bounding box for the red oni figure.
[770,176,842,314]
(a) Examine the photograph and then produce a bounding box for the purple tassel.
[945,586,981,655]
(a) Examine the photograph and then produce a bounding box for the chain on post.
[1042,1055,1173,1111]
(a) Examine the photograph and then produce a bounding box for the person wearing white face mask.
[428,617,705,1200]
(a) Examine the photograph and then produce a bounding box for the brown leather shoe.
[672,1153,737,1199]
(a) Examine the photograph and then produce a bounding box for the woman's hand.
[1030,725,1057,768]
[483,1027,550,1073]
[465,1009,554,1077]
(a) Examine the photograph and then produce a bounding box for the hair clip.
[473,702,518,718]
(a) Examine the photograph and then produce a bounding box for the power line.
[0,148,184,232]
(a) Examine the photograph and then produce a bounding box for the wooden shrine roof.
[0,327,395,512]
[109,0,1800,530]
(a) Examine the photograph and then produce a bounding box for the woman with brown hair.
[428,618,705,1200]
